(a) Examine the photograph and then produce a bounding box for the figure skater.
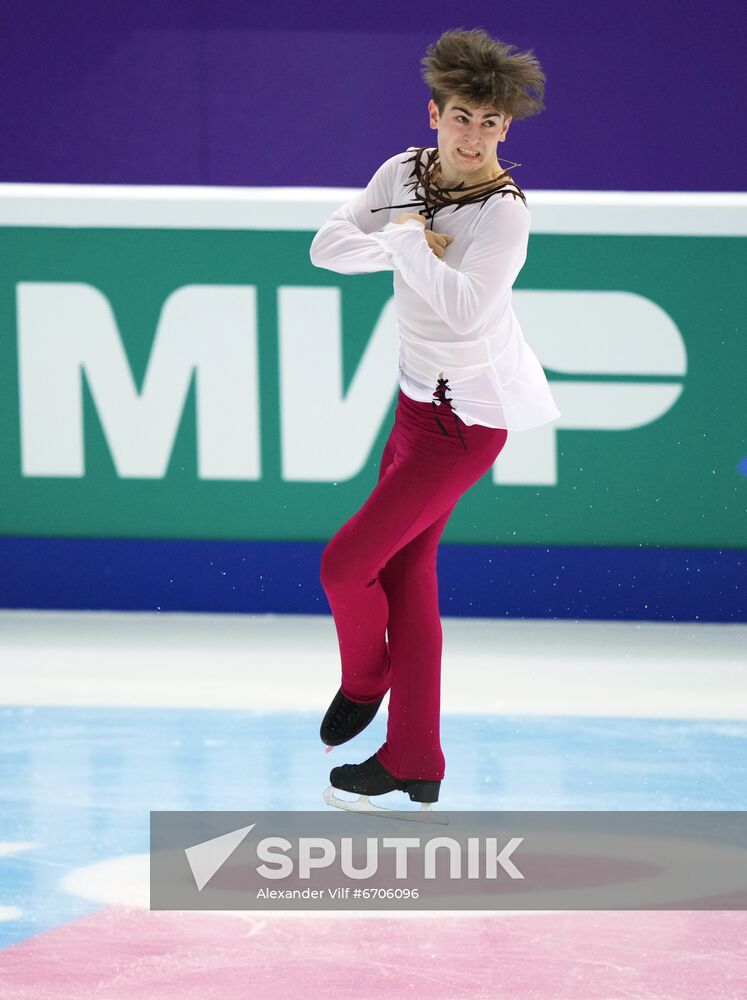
[309,27,561,816]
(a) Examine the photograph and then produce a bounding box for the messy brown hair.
[420,27,546,121]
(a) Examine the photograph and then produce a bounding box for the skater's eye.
[455,115,496,127]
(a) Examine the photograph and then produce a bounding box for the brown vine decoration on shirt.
[370,146,527,229]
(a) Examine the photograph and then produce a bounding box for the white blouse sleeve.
[309,153,406,274]
[370,194,531,337]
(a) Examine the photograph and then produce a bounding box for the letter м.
[16,282,260,479]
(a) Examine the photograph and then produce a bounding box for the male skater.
[310,28,560,816]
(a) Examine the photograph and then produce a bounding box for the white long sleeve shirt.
[309,146,561,431]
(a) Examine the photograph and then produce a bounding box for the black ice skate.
[322,753,448,824]
[320,688,385,747]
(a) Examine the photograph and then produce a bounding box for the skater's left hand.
[394,212,427,225]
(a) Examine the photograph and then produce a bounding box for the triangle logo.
[184,823,256,891]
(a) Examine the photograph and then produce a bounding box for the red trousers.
[320,386,508,781]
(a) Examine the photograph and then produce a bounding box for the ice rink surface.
[0,609,745,998]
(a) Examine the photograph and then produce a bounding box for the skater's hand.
[424,229,454,258]
[394,212,426,226]
[393,212,453,258]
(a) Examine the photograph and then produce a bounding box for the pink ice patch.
[0,906,745,999]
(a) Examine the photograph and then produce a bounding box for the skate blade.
[322,786,449,825]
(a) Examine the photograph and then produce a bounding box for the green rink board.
[0,215,745,548]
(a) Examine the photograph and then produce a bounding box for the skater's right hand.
[424,230,454,258]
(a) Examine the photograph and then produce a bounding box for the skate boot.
[322,754,447,823]
[320,688,385,747]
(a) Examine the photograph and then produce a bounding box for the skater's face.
[428,96,512,187]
